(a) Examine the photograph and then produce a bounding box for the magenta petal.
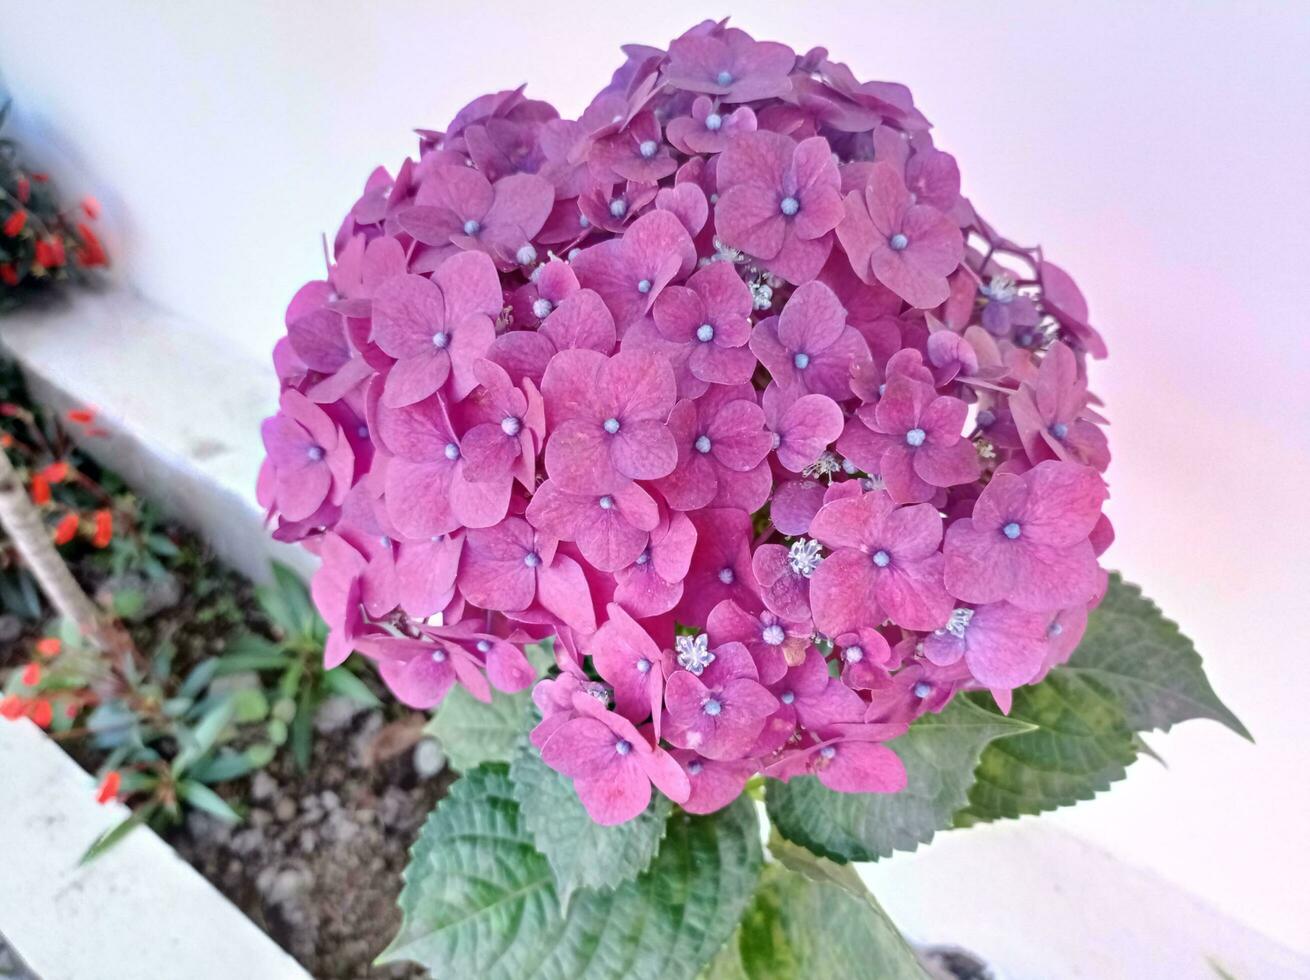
[535,552,598,633]
[876,555,952,630]
[810,549,880,635]
[611,419,678,481]
[816,741,907,793]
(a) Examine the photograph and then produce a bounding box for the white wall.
[3,0,1308,954]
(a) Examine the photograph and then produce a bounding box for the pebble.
[413,738,446,778]
[251,771,278,802]
[274,796,297,822]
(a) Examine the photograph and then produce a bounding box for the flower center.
[942,607,975,639]
[501,416,522,436]
[696,323,715,342]
[615,739,632,756]
[787,537,823,577]
[598,495,614,510]
[609,198,627,218]
[432,331,449,349]
[913,681,934,698]
[638,140,658,159]
[718,567,735,584]
[779,196,800,216]
[636,657,651,674]
[636,278,652,294]
[889,232,909,251]
[463,219,481,235]
[1003,522,1022,540]
[431,649,447,663]
[702,697,722,717]
[476,640,491,653]
[1049,621,1064,637]
[779,691,795,705]
[523,552,541,568]
[694,435,712,454]
[761,624,785,646]
[818,745,837,760]
[306,445,325,461]
[793,352,810,369]
[1050,422,1069,439]
[977,409,996,428]
[843,645,863,663]
[532,297,553,319]
[704,112,723,131]
[634,549,651,566]
[905,427,926,447]
[675,633,714,674]
[443,442,460,460]
[716,69,734,86]
[603,417,621,434]
[516,243,537,266]
[872,549,891,568]
[687,759,703,775]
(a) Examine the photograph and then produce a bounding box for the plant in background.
[262,20,1245,976]
[216,562,380,769]
[0,100,107,312]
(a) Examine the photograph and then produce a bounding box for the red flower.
[75,224,108,268]
[82,196,101,219]
[96,770,122,804]
[35,237,66,269]
[16,176,30,203]
[21,663,41,687]
[92,509,113,548]
[54,512,80,545]
[67,407,96,425]
[28,699,53,728]
[0,263,17,287]
[41,461,70,483]
[35,637,62,658]
[3,210,27,237]
[31,474,52,505]
[0,696,25,720]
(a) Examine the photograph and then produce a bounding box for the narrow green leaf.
[291,685,316,770]
[384,764,762,980]
[177,656,220,699]
[509,740,670,905]
[703,837,928,980]
[1062,574,1249,739]
[81,806,155,865]
[767,697,1032,862]
[215,634,294,674]
[426,683,535,772]
[323,665,383,707]
[178,780,241,823]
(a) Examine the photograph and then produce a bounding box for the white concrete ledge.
[862,820,1310,980]
[0,287,311,584]
[0,717,310,980]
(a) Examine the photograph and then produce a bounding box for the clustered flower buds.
[262,20,1113,825]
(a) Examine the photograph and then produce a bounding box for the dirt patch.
[171,703,451,979]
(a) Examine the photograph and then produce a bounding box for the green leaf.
[215,634,293,673]
[426,683,535,772]
[509,740,670,905]
[954,671,1139,825]
[173,697,235,775]
[178,780,241,822]
[178,657,220,699]
[1061,574,1249,739]
[188,747,260,784]
[291,684,316,770]
[704,837,928,980]
[383,763,763,980]
[81,805,156,865]
[766,697,1033,863]
[258,562,318,640]
[323,666,383,707]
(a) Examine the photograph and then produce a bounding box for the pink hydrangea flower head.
[716,131,844,283]
[264,22,1118,825]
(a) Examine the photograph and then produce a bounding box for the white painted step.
[0,716,311,980]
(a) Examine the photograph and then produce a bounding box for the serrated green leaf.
[703,837,928,980]
[426,683,535,772]
[766,697,1033,863]
[509,740,670,905]
[384,764,762,980]
[954,670,1139,825]
[1063,574,1249,739]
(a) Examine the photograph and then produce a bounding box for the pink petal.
[810,548,880,635]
